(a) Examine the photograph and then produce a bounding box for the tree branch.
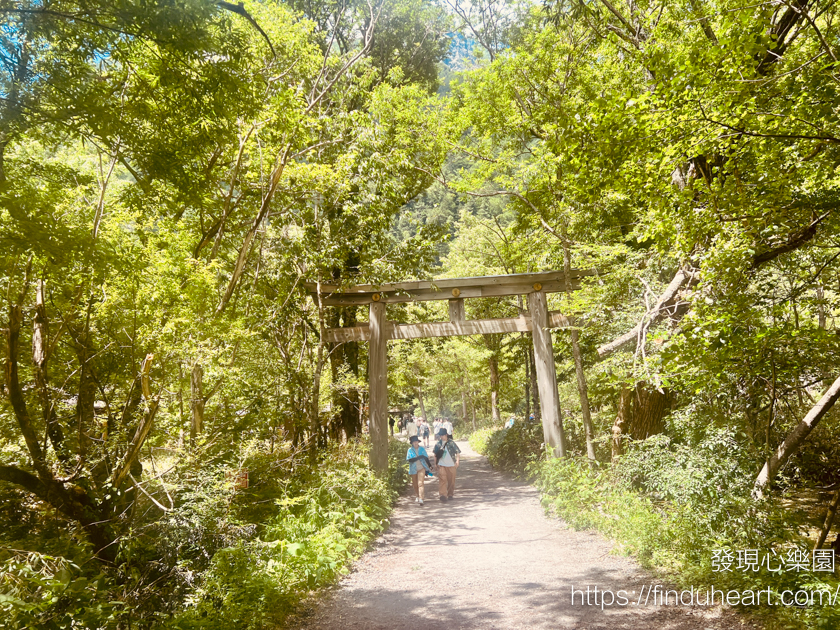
[112,354,160,488]
[754,373,840,498]
[751,210,832,268]
[0,465,47,498]
[5,304,53,482]
[596,268,698,359]
[216,2,276,58]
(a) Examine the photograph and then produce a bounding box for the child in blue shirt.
[406,435,432,505]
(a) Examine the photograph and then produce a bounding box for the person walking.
[442,417,453,439]
[434,428,460,502]
[433,417,442,436]
[406,416,417,440]
[389,415,396,436]
[421,418,431,447]
[406,435,432,505]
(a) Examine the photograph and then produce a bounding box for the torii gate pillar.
[528,291,567,457]
[369,301,389,474]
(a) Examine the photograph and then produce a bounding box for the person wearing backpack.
[406,435,432,505]
[433,428,460,502]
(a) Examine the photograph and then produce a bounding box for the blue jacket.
[406,446,431,475]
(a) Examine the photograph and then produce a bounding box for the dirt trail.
[296,441,755,629]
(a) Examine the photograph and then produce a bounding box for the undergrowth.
[476,425,840,629]
[1,437,408,630]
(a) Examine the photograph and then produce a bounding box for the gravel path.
[296,441,756,630]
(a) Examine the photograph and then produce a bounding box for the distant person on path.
[406,417,417,439]
[442,417,453,439]
[434,428,460,502]
[433,417,443,436]
[406,435,432,505]
[421,418,431,447]
[506,415,515,429]
[389,415,395,436]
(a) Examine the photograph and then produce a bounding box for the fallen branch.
[753,374,840,499]
[597,268,698,359]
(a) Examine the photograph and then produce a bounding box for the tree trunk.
[611,386,632,461]
[416,386,427,421]
[570,327,596,462]
[32,280,65,460]
[489,352,501,424]
[75,346,97,461]
[310,334,326,457]
[461,392,468,426]
[611,383,672,461]
[4,303,119,563]
[815,485,840,551]
[631,384,672,439]
[529,345,540,421]
[754,375,840,498]
[190,363,204,442]
[329,305,361,439]
[561,235,595,462]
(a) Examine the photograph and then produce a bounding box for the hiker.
[389,415,395,436]
[442,417,453,439]
[406,435,432,505]
[421,418,431,447]
[406,416,417,439]
[433,417,443,436]
[434,428,460,502]
[506,415,515,429]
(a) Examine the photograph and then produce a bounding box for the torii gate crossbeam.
[305,269,593,473]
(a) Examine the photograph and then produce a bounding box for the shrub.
[483,422,543,477]
[0,550,120,630]
[468,427,495,455]
[165,438,400,629]
[530,444,840,629]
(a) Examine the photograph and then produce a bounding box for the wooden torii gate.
[306,269,592,473]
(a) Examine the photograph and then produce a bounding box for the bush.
[468,427,495,454]
[483,422,543,477]
[166,438,400,629]
[0,550,120,630]
[1,437,404,630]
[531,444,840,629]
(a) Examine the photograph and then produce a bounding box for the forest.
[1,0,840,628]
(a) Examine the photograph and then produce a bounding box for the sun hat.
[409,435,420,443]
[436,428,448,437]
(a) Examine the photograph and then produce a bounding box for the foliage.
[0,550,119,630]
[481,422,543,478]
[0,0,449,625]
[167,439,399,629]
[532,449,840,629]
[1,438,404,629]
[467,426,496,455]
